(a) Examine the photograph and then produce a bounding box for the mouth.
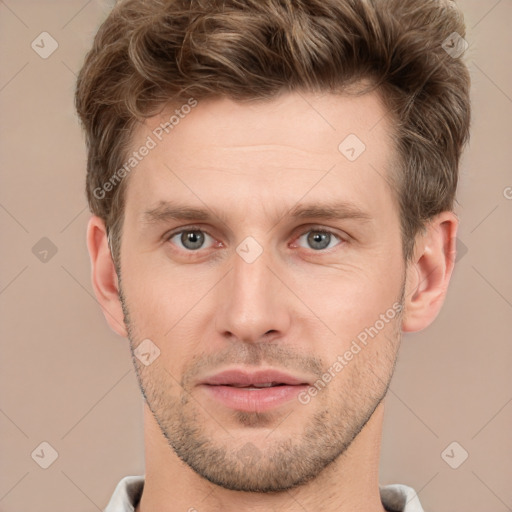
[200,368,309,387]
[198,368,310,413]
[220,382,287,389]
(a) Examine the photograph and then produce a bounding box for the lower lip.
[200,384,308,413]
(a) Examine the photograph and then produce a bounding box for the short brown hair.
[75,0,471,267]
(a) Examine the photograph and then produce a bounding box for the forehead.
[123,91,398,224]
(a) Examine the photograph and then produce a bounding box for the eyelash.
[164,225,346,254]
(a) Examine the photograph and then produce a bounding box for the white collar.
[104,475,425,512]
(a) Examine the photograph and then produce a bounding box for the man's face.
[118,91,406,492]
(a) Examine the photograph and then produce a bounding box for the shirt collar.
[104,476,425,512]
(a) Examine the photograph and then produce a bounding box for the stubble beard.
[118,276,404,493]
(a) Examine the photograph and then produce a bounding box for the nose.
[215,242,291,344]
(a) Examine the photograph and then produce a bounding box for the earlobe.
[401,212,459,333]
[86,216,127,337]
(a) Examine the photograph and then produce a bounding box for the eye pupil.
[307,231,330,250]
[181,230,204,250]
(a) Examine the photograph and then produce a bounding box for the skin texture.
[87,91,458,512]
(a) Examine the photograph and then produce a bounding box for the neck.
[136,400,388,512]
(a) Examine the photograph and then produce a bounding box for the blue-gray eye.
[169,230,214,251]
[298,230,341,251]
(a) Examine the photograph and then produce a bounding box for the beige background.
[1,1,511,511]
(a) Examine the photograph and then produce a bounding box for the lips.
[200,369,309,387]
[199,369,310,413]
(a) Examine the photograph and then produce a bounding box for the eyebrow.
[141,200,373,226]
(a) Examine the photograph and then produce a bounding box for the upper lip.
[199,368,310,387]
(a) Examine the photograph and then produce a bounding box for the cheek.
[121,249,191,320]
[294,266,403,380]
[121,262,210,368]
[303,262,403,339]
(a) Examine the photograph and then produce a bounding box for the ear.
[402,211,458,333]
[86,216,127,337]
